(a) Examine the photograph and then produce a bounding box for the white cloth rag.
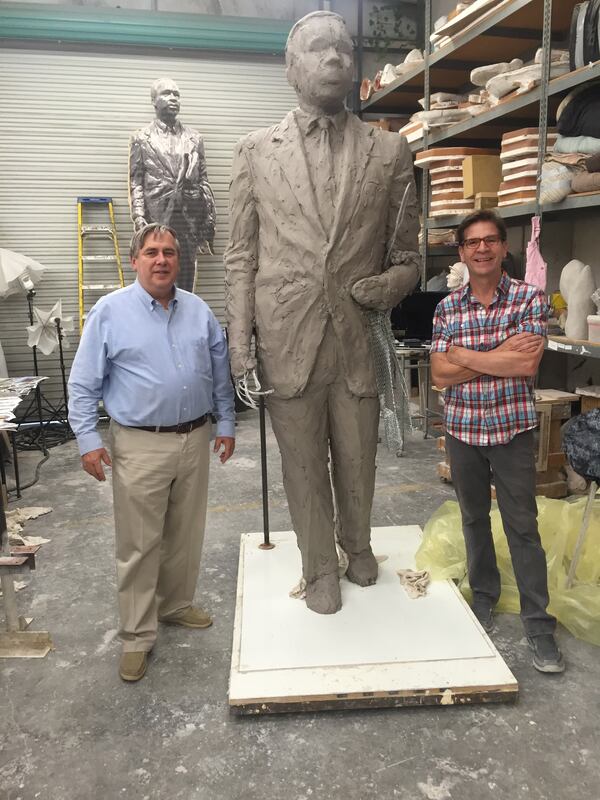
[397,568,430,599]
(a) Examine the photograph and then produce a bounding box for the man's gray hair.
[129,223,181,260]
[285,11,348,69]
[150,77,179,103]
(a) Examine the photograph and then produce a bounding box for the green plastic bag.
[415,497,600,646]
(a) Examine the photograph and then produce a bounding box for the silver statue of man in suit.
[129,78,216,292]
[224,11,420,614]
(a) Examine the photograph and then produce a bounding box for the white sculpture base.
[229,526,518,714]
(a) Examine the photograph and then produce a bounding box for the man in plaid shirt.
[430,210,564,674]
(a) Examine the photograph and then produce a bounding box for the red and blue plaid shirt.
[430,272,547,446]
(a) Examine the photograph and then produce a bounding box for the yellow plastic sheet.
[415,497,600,646]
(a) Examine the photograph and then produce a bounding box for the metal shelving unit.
[547,336,600,359]
[408,62,600,152]
[427,191,600,229]
[359,0,600,286]
[361,0,578,115]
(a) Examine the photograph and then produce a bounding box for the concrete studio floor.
[1,412,599,800]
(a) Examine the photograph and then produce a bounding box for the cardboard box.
[369,119,390,131]
[463,155,502,199]
[474,192,498,210]
[581,395,600,413]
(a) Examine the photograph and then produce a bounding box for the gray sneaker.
[527,634,565,673]
[472,603,495,633]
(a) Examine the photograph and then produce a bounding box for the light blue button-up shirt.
[68,280,235,455]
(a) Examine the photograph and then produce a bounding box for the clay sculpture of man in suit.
[224,11,420,614]
[129,78,216,292]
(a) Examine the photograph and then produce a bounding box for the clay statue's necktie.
[315,117,336,232]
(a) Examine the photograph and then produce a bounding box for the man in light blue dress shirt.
[68,223,235,682]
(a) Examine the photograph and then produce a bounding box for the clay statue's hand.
[230,353,257,380]
[133,216,147,232]
[234,369,273,410]
[351,263,420,311]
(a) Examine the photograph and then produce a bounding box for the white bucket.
[588,315,600,343]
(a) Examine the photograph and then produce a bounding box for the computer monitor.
[391,291,448,344]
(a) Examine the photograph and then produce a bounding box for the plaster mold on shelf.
[415,147,498,169]
[554,134,600,155]
[560,259,598,341]
[502,127,557,149]
[470,58,523,87]
[418,92,466,108]
[360,78,373,102]
[486,60,570,104]
[502,156,539,176]
[430,0,505,46]
[431,174,464,186]
[539,162,574,205]
[500,131,558,163]
[431,189,468,199]
[502,167,539,181]
[368,49,424,96]
[413,108,473,125]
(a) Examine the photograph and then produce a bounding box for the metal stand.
[565,480,599,589]
[258,395,274,550]
[15,290,72,452]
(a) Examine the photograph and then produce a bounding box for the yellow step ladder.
[77,196,125,332]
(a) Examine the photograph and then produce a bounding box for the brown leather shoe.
[159,606,213,629]
[119,651,148,682]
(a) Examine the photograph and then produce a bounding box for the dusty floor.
[1,412,598,800]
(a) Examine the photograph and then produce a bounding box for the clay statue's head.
[286,11,354,115]
[151,78,181,123]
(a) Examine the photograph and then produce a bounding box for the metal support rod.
[258,395,274,549]
[535,0,553,218]
[55,317,70,424]
[355,0,364,118]
[424,354,431,439]
[566,480,598,589]
[10,433,21,499]
[0,446,7,505]
[26,290,48,455]
[421,0,432,287]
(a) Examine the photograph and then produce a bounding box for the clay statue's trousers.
[266,324,380,583]
[109,420,210,652]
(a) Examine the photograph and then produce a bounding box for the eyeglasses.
[461,235,504,250]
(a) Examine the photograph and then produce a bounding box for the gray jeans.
[446,430,556,636]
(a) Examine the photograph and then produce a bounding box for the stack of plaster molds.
[362,49,425,101]
[498,128,558,207]
[415,147,499,217]
[486,53,569,104]
[430,0,504,51]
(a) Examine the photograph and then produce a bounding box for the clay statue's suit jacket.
[129,119,215,245]
[224,110,420,399]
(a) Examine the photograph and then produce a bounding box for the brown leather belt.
[130,414,208,434]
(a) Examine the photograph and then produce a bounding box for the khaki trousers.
[266,325,380,583]
[109,420,210,652]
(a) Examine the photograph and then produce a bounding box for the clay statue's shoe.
[119,651,148,682]
[305,573,342,615]
[346,548,378,587]
[159,606,213,629]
